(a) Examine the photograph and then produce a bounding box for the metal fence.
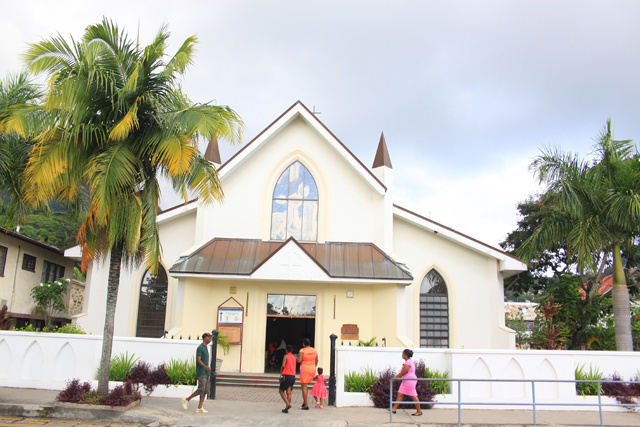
[388,377,640,425]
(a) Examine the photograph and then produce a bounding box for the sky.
[2,1,640,249]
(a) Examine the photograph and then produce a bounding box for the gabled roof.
[0,226,65,254]
[393,204,527,277]
[217,101,387,195]
[169,237,413,282]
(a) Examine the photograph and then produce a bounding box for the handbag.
[279,375,285,383]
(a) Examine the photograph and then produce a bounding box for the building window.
[136,266,168,338]
[419,269,449,348]
[41,261,65,283]
[270,161,318,241]
[22,254,36,272]
[0,246,6,276]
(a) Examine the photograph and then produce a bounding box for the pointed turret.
[204,137,222,165]
[372,132,392,169]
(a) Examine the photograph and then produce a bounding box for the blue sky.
[2,1,640,248]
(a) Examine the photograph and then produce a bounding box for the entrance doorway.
[265,294,316,373]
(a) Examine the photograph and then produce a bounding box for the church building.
[73,101,526,372]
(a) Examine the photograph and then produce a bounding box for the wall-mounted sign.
[218,307,243,325]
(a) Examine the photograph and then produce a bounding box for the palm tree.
[0,72,42,227]
[1,19,243,394]
[518,120,640,351]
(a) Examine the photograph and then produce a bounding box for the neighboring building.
[73,101,526,372]
[0,226,78,329]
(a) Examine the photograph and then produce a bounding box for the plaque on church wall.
[218,325,241,345]
[341,323,359,340]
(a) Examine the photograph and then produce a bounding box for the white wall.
[336,346,640,410]
[0,331,208,390]
[393,217,511,349]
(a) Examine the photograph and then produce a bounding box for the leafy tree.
[0,73,42,227]
[501,193,574,297]
[30,278,70,331]
[518,121,640,351]
[1,19,243,395]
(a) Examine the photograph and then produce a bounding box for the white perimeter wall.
[0,331,209,390]
[336,346,640,410]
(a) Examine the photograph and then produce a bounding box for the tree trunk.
[97,243,124,396]
[611,244,633,351]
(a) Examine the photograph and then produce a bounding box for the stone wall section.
[68,280,85,316]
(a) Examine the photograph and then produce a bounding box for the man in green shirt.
[182,332,212,413]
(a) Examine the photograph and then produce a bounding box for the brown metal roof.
[169,237,412,281]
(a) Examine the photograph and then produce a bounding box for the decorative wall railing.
[389,377,640,425]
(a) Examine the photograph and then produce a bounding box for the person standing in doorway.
[297,337,318,410]
[182,332,212,414]
[279,344,296,413]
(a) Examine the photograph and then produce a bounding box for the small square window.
[22,254,36,272]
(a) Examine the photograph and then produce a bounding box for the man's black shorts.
[279,374,295,391]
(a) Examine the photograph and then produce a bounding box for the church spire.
[372,132,392,169]
[204,137,222,165]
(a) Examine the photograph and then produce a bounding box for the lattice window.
[419,269,449,348]
[136,266,168,338]
[270,161,318,241]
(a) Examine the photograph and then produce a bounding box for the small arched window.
[270,161,318,241]
[136,266,168,338]
[419,269,449,348]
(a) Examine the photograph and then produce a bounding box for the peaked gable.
[218,101,386,195]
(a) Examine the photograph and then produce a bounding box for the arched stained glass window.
[419,269,449,348]
[270,161,318,241]
[136,266,168,338]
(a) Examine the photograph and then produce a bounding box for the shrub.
[54,323,86,334]
[367,363,436,410]
[57,379,93,403]
[107,352,139,381]
[30,278,70,331]
[575,364,603,396]
[100,380,141,407]
[165,357,197,385]
[345,367,377,393]
[424,366,450,395]
[602,373,640,410]
[129,361,172,393]
[57,378,140,407]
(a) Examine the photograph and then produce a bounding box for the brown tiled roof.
[169,237,413,281]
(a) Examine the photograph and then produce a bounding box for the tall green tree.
[518,121,640,351]
[0,72,42,227]
[1,19,243,394]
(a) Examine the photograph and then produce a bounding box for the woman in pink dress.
[391,349,422,416]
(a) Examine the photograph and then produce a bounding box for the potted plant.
[215,333,231,373]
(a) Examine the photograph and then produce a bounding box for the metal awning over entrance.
[169,237,413,282]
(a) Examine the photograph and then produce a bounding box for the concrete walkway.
[1,387,639,426]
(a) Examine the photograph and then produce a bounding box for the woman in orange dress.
[296,337,318,410]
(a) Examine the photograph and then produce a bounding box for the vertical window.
[270,161,318,241]
[41,261,65,283]
[22,254,36,272]
[136,266,168,338]
[0,246,6,276]
[419,269,449,348]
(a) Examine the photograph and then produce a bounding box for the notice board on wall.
[217,299,244,345]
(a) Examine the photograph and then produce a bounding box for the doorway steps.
[216,372,300,389]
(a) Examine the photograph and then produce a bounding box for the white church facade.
[72,101,526,372]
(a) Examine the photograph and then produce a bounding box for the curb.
[0,402,166,425]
